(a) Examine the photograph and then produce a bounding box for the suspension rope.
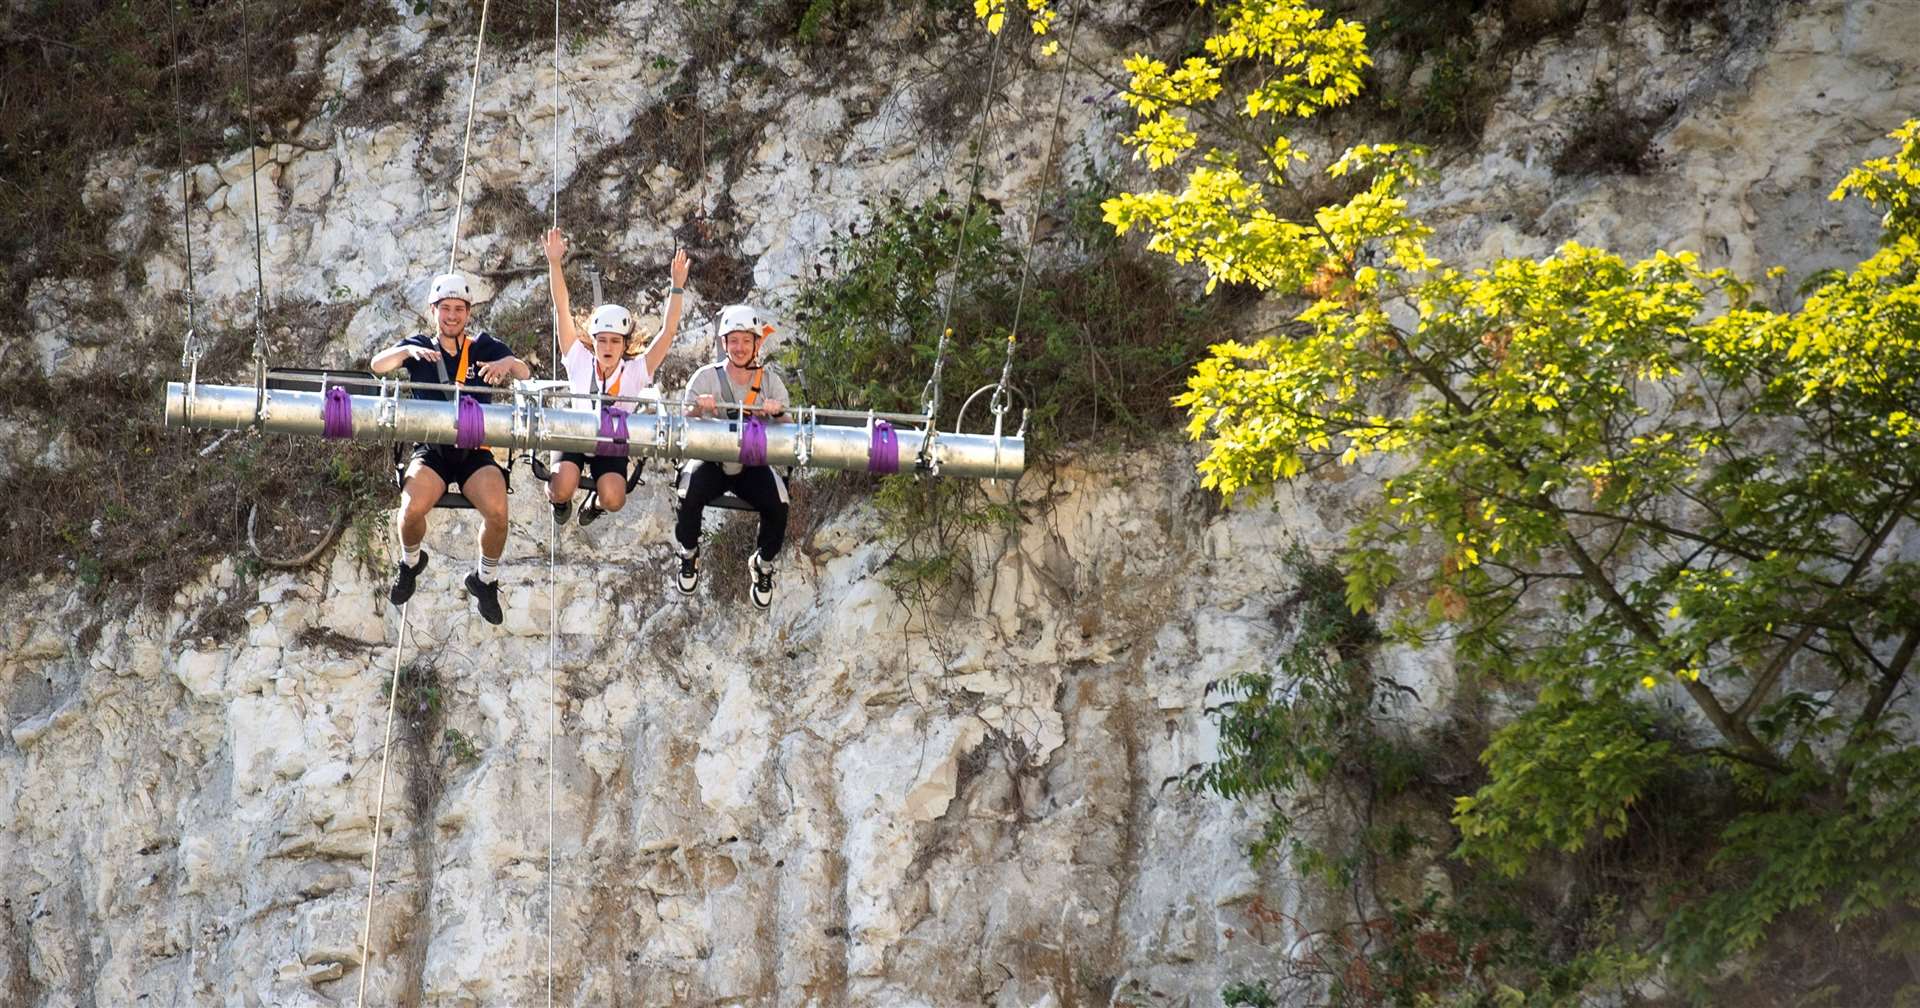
[548,0,563,376]
[545,471,558,1008]
[354,608,409,1008]
[997,2,1086,410]
[922,23,1011,426]
[241,0,268,417]
[164,0,199,372]
[550,0,561,238]
[544,474,559,1008]
[545,3,562,1003]
[447,0,494,273]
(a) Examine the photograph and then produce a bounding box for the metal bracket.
[917,427,941,477]
[508,381,532,451]
[181,350,202,428]
[671,400,690,465]
[795,405,816,468]
[653,397,670,465]
[376,377,399,441]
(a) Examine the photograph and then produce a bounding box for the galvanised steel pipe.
[163,381,1025,479]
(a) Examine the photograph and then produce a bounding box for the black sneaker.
[748,552,775,610]
[578,502,605,527]
[463,572,504,625]
[551,498,573,526]
[388,552,428,605]
[675,548,700,596]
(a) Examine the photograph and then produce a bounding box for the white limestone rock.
[6,3,1914,1005]
[284,151,340,210]
[229,693,309,795]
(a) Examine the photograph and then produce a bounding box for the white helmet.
[427,272,472,306]
[713,304,776,348]
[587,304,635,339]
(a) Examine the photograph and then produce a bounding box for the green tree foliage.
[979,0,1920,993]
[780,189,1231,606]
[782,190,1231,444]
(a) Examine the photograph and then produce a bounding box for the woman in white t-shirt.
[541,227,690,525]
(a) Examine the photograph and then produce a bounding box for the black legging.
[676,462,788,560]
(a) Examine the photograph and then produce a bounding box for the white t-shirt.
[562,342,653,412]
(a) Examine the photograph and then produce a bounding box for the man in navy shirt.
[369,272,531,624]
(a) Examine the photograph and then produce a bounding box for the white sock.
[477,553,500,584]
[401,542,422,567]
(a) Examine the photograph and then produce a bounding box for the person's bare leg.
[549,459,581,504]
[463,464,511,565]
[596,471,626,512]
[389,462,446,604]
[397,463,447,558]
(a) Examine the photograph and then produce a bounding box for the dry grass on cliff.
[0,303,389,607]
[0,1,398,322]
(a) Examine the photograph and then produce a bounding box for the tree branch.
[1855,625,1920,740]
[1732,482,1920,723]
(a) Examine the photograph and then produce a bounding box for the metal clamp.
[508,382,532,451]
[653,397,670,463]
[672,400,691,464]
[375,377,400,441]
[181,340,202,428]
[916,426,941,477]
[249,357,270,429]
[795,405,817,468]
[990,389,1006,481]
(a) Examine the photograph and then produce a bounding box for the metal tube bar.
[163,382,1024,479]
[275,373,932,424]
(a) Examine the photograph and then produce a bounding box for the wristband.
[668,285,685,295]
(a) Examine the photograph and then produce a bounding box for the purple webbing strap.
[597,406,631,457]
[455,395,485,450]
[869,420,899,475]
[321,386,353,439]
[739,416,768,467]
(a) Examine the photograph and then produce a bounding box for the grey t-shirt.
[684,363,790,418]
[683,363,792,473]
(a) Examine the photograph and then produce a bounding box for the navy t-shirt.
[394,331,513,402]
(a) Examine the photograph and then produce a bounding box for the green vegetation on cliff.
[977,0,1920,999]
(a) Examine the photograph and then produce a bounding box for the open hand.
[543,227,567,265]
[477,358,517,385]
[670,248,690,289]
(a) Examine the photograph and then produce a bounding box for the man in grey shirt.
[676,305,791,608]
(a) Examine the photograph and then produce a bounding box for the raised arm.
[639,249,690,378]
[543,227,581,357]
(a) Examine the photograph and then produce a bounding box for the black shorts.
[557,452,632,482]
[409,445,508,490]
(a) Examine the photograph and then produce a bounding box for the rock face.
[0,447,1330,1007]
[3,0,1918,1005]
